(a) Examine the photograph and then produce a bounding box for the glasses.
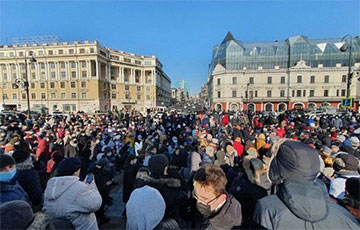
[192,190,222,205]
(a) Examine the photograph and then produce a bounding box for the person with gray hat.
[43,157,102,230]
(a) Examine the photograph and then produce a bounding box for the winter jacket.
[43,176,102,230]
[253,180,359,230]
[122,161,139,203]
[36,137,50,163]
[329,171,360,199]
[0,177,29,204]
[196,193,242,230]
[64,144,78,158]
[233,140,244,157]
[16,162,43,205]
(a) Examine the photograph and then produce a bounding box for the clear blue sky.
[1,0,359,95]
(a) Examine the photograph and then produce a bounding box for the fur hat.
[12,150,30,164]
[0,200,34,230]
[333,154,359,172]
[148,154,169,177]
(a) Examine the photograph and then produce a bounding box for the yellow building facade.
[0,40,171,113]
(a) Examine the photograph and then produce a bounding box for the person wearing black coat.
[12,150,43,207]
[123,154,139,205]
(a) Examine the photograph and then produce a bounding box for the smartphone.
[86,173,93,184]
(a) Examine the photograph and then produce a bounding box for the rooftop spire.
[221,31,236,44]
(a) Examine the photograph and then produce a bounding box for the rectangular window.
[249,77,254,84]
[9,52,14,57]
[232,77,237,84]
[342,75,347,83]
[267,76,272,84]
[60,82,65,88]
[135,76,140,83]
[51,93,56,99]
[124,75,129,82]
[12,83,17,89]
[48,50,53,55]
[82,92,87,99]
[137,86,141,91]
[61,93,66,99]
[281,76,285,84]
[41,93,46,99]
[297,75,302,83]
[111,93,116,99]
[31,93,36,99]
[324,90,329,97]
[303,90,306,97]
[267,90,272,97]
[296,90,301,97]
[125,94,130,99]
[31,73,36,80]
[81,82,86,88]
[50,82,55,88]
[40,63,45,69]
[40,83,45,89]
[79,49,85,54]
[232,90,237,98]
[111,84,116,90]
[2,94,8,99]
[81,61,86,68]
[310,90,314,97]
[82,71,87,78]
[71,82,76,88]
[137,94,141,100]
[3,73,7,80]
[324,75,329,83]
[90,48,95,53]
[50,62,55,68]
[51,72,56,79]
[341,89,346,97]
[71,93,76,99]
[19,52,24,57]
[336,90,339,97]
[146,95,150,100]
[38,51,43,55]
[22,93,26,100]
[41,72,46,79]
[255,91,258,97]
[31,64,35,69]
[217,78,221,85]
[71,71,76,78]
[61,71,66,79]
[71,62,76,68]
[292,90,295,97]
[69,49,74,54]
[11,64,16,70]
[280,90,285,97]
[31,83,35,89]
[58,49,64,55]
[310,76,315,83]
[2,83,7,89]
[12,93,17,100]
[217,91,221,98]
[125,85,129,91]
[13,74,17,80]
[60,62,65,68]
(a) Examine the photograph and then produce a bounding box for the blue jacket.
[0,176,29,204]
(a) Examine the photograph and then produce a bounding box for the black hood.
[277,180,329,222]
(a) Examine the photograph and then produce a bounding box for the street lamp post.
[340,34,353,99]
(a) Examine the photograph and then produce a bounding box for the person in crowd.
[193,164,242,229]
[43,157,102,230]
[342,177,360,223]
[0,154,29,204]
[253,140,359,229]
[12,150,43,206]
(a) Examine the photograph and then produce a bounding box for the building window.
[69,49,74,54]
[137,86,141,91]
[58,49,64,55]
[310,90,314,97]
[13,73,17,80]
[324,75,329,83]
[22,93,26,100]
[81,82,86,88]
[2,94,8,99]
[12,94,17,100]
[125,94,130,99]
[71,93,76,99]
[82,71,87,78]
[31,73,36,80]
[51,93,56,99]
[19,52,24,57]
[125,85,129,91]
[40,83,45,88]
[292,90,295,97]
[31,64,35,69]
[232,77,237,84]
[40,63,45,69]
[297,75,302,83]
[12,83,17,89]
[41,72,46,79]
[38,51,43,55]
[342,75,347,83]
[267,76,272,84]
[79,49,85,54]
[324,90,329,97]
[135,75,140,83]
[2,83,7,89]
[61,93,66,99]
[310,76,315,83]
[81,61,86,68]
[71,71,76,78]
[303,90,306,97]
[90,48,95,53]
[336,90,339,97]
[11,64,16,70]
[30,83,35,89]
[267,90,272,97]
[3,73,7,80]
[41,93,46,99]
[111,84,116,90]
[60,62,65,68]
[146,95,150,100]
[51,72,56,79]
[111,93,116,99]
[82,92,87,99]
[249,77,254,84]
[146,86,150,92]
[60,82,65,88]
[296,90,301,97]
[255,91,258,97]
[71,82,75,88]
[48,50,53,55]
[50,62,55,68]
[281,76,285,84]
[217,91,221,98]
[31,93,36,99]
[280,90,285,97]
[124,75,129,82]
[50,82,55,88]
[217,78,221,85]
[232,90,237,98]
[71,62,76,68]
[9,52,14,57]
[137,94,141,100]
[341,89,346,97]
[61,71,66,79]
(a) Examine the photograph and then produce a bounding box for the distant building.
[0,37,171,113]
[208,32,360,112]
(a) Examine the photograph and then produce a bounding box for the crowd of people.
[0,108,360,229]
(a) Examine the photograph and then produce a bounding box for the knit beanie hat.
[56,157,82,176]
[12,150,30,164]
[333,154,359,172]
[350,136,360,147]
[0,154,15,168]
[0,200,34,230]
[126,185,165,230]
[148,154,169,177]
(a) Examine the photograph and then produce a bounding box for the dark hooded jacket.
[253,140,359,229]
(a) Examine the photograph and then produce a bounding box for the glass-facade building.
[211,32,360,71]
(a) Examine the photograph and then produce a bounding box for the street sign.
[341,98,354,108]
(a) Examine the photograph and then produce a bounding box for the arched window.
[265,103,273,111]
